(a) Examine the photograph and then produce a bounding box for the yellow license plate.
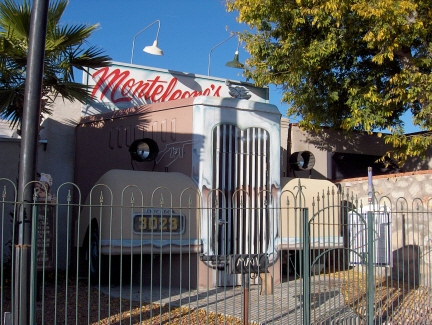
[134,214,182,233]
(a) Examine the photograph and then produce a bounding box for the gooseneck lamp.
[131,20,163,64]
[208,32,245,76]
[225,39,245,69]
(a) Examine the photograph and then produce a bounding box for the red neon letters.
[91,67,222,104]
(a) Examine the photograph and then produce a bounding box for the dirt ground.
[336,270,432,324]
[2,271,245,325]
[3,270,431,324]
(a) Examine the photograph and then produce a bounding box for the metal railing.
[1,177,431,324]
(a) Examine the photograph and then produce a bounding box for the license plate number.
[134,214,182,233]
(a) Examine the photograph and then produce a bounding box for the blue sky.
[61,0,286,113]
[62,0,420,133]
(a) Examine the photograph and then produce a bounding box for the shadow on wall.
[403,148,432,171]
[391,245,420,287]
[298,127,387,155]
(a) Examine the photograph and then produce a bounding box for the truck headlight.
[289,151,315,171]
[129,138,159,162]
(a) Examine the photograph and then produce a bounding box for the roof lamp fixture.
[225,39,245,69]
[129,138,159,162]
[130,20,163,64]
[208,32,244,76]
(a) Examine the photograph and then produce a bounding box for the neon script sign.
[83,62,268,115]
[91,67,223,104]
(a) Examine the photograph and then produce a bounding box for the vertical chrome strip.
[221,125,227,255]
[214,126,221,256]
[245,128,251,254]
[213,125,270,256]
[227,125,234,254]
[234,126,240,256]
[250,128,256,254]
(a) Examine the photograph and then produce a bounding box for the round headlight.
[136,142,150,160]
[289,151,315,171]
[129,138,159,162]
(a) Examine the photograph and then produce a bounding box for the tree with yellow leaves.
[227,0,432,164]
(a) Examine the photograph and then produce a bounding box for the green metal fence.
[1,177,431,324]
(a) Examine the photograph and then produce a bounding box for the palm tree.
[0,0,111,128]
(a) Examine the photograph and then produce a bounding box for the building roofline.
[336,169,432,183]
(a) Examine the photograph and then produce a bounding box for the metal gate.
[302,193,431,324]
[1,177,431,324]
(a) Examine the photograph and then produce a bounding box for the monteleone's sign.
[82,61,269,116]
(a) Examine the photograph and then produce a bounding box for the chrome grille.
[212,124,271,256]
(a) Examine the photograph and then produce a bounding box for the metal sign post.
[13,0,49,324]
[228,254,270,325]
[200,253,272,324]
[366,167,376,323]
[242,274,250,325]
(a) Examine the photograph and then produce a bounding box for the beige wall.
[0,138,21,183]
[282,124,432,180]
[38,97,82,188]
[0,97,81,269]
[1,97,81,184]
[291,124,393,179]
[280,118,290,177]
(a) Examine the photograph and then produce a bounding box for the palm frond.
[0,0,112,127]
[46,0,68,28]
[70,46,111,69]
[0,86,25,128]
[49,81,95,104]
[0,0,31,41]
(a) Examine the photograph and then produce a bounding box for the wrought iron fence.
[1,177,431,324]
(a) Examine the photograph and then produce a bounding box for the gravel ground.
[2,270,431,324]
[2,272,245,324]
[336,270,432,324]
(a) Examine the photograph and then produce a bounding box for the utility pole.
[13,0,49,324]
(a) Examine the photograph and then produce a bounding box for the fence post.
[302,208,310,325]
[367,210,375,324]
